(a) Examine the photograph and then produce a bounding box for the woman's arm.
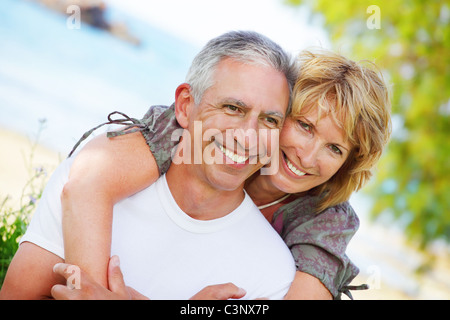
[284,271,332,300]
[275,199,361,299]
[61,131,159,288]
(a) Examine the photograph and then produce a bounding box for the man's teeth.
[218,144,248,164]
[286,158,306,177]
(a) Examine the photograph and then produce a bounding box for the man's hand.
[190,283,246,300]
[52,255,245,300]
[51,255,148,300]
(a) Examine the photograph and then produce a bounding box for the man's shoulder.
[239,196,277,230]
[237,197,290,248]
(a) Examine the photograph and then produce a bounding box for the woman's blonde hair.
[290,50,392,212]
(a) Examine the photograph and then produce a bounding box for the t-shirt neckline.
[156,174,254,233]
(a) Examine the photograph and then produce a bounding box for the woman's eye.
[298,121,312,132]
[329,144,342,155]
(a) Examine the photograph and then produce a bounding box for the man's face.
[185,58,290,192]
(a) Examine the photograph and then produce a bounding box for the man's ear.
[174,83,194,129]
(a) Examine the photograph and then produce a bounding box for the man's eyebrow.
[263,111,285,119]
[222,99,285,118]
[222,98,284,120]
[221,98,248,108]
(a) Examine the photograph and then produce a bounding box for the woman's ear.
[174,83,194,129]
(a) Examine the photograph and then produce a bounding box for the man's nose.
[234,117,259,150]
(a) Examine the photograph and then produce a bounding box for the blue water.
[0,0,199,154]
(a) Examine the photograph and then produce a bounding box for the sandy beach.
[0,127,62,206]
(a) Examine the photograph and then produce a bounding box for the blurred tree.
[286,0,450,249]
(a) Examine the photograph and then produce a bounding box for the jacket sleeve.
[276,198,361,299]
[140,104,180,175]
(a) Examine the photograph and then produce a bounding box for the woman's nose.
[297,139,319,169]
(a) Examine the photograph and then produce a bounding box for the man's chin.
[206,172,247,192]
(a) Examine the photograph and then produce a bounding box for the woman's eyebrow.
[334,143,350,152]
[301,115,315,127]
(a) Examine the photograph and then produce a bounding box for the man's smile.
[216,142,249,164]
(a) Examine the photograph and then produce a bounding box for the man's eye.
[225,105,240,112]
[264,117,279,127]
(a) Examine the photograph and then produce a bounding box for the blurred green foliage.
[286,0,450,248]
[0,121,51,286]
[0,196,34,286]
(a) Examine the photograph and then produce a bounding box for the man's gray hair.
[185,30,298,112]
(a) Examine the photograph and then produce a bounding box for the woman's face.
[269,106,353,194]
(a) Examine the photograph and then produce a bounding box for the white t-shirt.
[21,157,296,299]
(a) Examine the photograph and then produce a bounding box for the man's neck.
[244,172,287,207]
[165,164,246,221]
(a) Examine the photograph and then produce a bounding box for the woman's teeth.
[218,144,248,164]
[285,157,306,177]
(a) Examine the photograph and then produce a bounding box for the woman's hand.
[51,256,148,300]
[51,255,246,300]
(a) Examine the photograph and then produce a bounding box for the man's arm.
[0,242,65,299]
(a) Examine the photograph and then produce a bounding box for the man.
[0,31,297,299]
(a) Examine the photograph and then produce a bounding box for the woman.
[61,50,391,299]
